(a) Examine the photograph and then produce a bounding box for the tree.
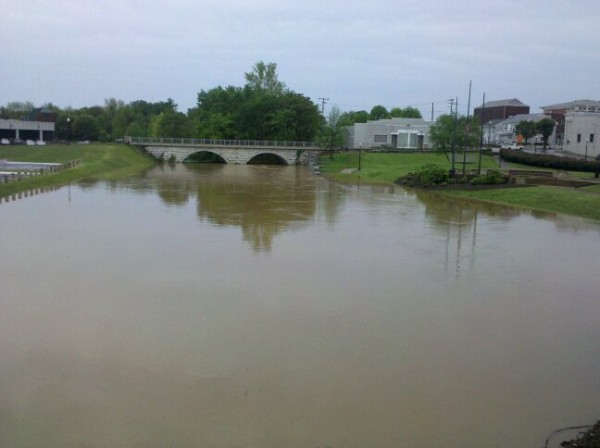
[369,105,390,120]
[0,101,35,119]
[193,79,320,141]
[318,106,346,156]
[536,118,555,149]
[338,110,369,127]
[244,61,286,95]
[390,106,422,118]
[72,114,100,141]
[515,120,537,145]
[429,114,480,156]
[150,110,193,138]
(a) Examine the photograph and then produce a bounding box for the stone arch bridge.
[126,137,321,165]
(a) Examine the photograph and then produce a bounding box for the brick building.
[474,99,530,124]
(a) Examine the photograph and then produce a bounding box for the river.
[1,163,599,447]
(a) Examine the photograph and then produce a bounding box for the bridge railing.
[126,136,319,148]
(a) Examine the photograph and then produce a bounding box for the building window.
[577,134,581,143]
[590,134,594,143]
[373,134,388,144]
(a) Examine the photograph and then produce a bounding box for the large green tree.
[429,114,480,155]
[192,63,321,141]
[72,114,100,141]
[244,61,287,95]
[369,105,390,120]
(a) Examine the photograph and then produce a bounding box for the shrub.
[501,149,600,172]
[470,169,505,185]
[417,163,449,185]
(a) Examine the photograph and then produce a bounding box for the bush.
[417,163,449,185]
[501,149,600,172]
[470,169,505,185]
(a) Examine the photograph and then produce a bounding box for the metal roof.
[540,99,600,110]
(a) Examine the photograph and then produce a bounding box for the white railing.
[126,136,318,148]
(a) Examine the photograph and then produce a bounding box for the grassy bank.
[320,151,600,221]
[320,151,504,184]
[0,143,156,198]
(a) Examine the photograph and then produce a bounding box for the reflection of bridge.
[126,137,321,165]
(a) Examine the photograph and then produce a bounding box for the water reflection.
[145,164,322,252]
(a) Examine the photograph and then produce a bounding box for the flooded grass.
[0,143,155,198]
[320,152,600,221]
[443,185,600,221]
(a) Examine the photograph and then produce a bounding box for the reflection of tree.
[194,166,316,252]
[414,190,520,227]
[413,190,521,277]
[135,164,329,251]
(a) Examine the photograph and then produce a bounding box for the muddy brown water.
[1,164,599,447]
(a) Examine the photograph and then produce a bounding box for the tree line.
[1,61,422,143]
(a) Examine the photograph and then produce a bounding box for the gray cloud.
[2,0,599,117]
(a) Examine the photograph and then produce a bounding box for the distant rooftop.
[541,99,600,110]
[475,98,528,109]
[499,113,550,124]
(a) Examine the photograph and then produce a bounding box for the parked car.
[26,140,36,145]
[501,143,523,151]
[36,140,46,145]
[1,138,10,145]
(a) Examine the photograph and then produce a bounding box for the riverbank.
[556,421,600,447]
[0,143,156,199]
[319,152,600,221]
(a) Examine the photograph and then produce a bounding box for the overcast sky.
[2,0,598,118]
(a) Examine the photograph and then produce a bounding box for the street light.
[66,117,71,144]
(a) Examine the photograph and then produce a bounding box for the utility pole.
[463,80,472,176]
[478,92,485,174]
[451,97,458,176]
[318,98,329,116]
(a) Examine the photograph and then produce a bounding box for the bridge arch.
[183,151,227,164]
[247,152,289,165]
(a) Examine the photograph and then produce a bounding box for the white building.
[482,113,555,146]
[347,118,432,150]
[563,112,600,158]
[0,119,55,142]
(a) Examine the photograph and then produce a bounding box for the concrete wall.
[563,112,600,158]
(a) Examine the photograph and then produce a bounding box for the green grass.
[0,143,156,198]
[320,151,504,183]
[319,151,600,221]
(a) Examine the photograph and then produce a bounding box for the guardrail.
[126,136,318,148]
